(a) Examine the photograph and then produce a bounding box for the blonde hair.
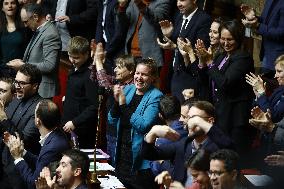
[275,55,284,68]
[67,36,90,55]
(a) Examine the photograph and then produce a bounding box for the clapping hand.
[159,20,174,38]
[245,72,265,97]
[4,132,24,159]
[157,36,176,50]
[249,107,274,132]
[113,85,125,105]
[177,38,196,65]
[195,39,213,66]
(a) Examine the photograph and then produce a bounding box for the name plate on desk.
[89,162,115,172]
[98,175,125,189]
[80,149,110,161]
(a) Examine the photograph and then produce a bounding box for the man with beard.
[0,64,42,189]
[4,100,70,189]
[35,149,89,189]
[141,101,234,186]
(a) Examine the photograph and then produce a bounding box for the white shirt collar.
[39,130,54,146]
[183,8,198,21]
[37,20,48,31]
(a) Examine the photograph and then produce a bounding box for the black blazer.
[205,50,254,153]
[43,0,98,41]
[0,94,42,189]
[141,125,234,183]
[170,10,211,102]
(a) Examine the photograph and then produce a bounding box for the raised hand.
[245,72,265,97]
[155,171,172,188]
[90,39,96,59]
[264,151,284,167]
[240,4,256,21]
[94,42,106,70]
[159,20,174,38]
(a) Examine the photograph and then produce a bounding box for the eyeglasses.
[13,80,32,88]
[208,170,226,177]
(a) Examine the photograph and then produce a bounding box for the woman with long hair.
[0,0,29,77]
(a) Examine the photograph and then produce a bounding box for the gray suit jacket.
[118,0,170,67]
[23,21,61,98]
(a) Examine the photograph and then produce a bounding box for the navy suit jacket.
[95,0,125,58]
[15,128,70,189]
[141,125,234,183]
[258,0,284,69]
[75,183,88,189]
[170,9,211,102]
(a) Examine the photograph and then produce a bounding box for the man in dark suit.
[7,3,61,99]
[42,0,97,42]
[4,100,70,189]
[95,0,126,74]
[241,0,284,75]
[158,0,211,102]
[141,101,234,186]
[0,64,42,189]
[36,149,90,189]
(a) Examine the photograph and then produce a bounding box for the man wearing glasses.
[0,64,42,189]
[209,149,245,189]
[7,3,61,99]
[141,101,234,187]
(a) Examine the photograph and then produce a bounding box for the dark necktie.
[179,18,188,36]
[24,30,39,62]
[173,18,189,72]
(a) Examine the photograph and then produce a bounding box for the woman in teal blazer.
[108,58,163,189]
